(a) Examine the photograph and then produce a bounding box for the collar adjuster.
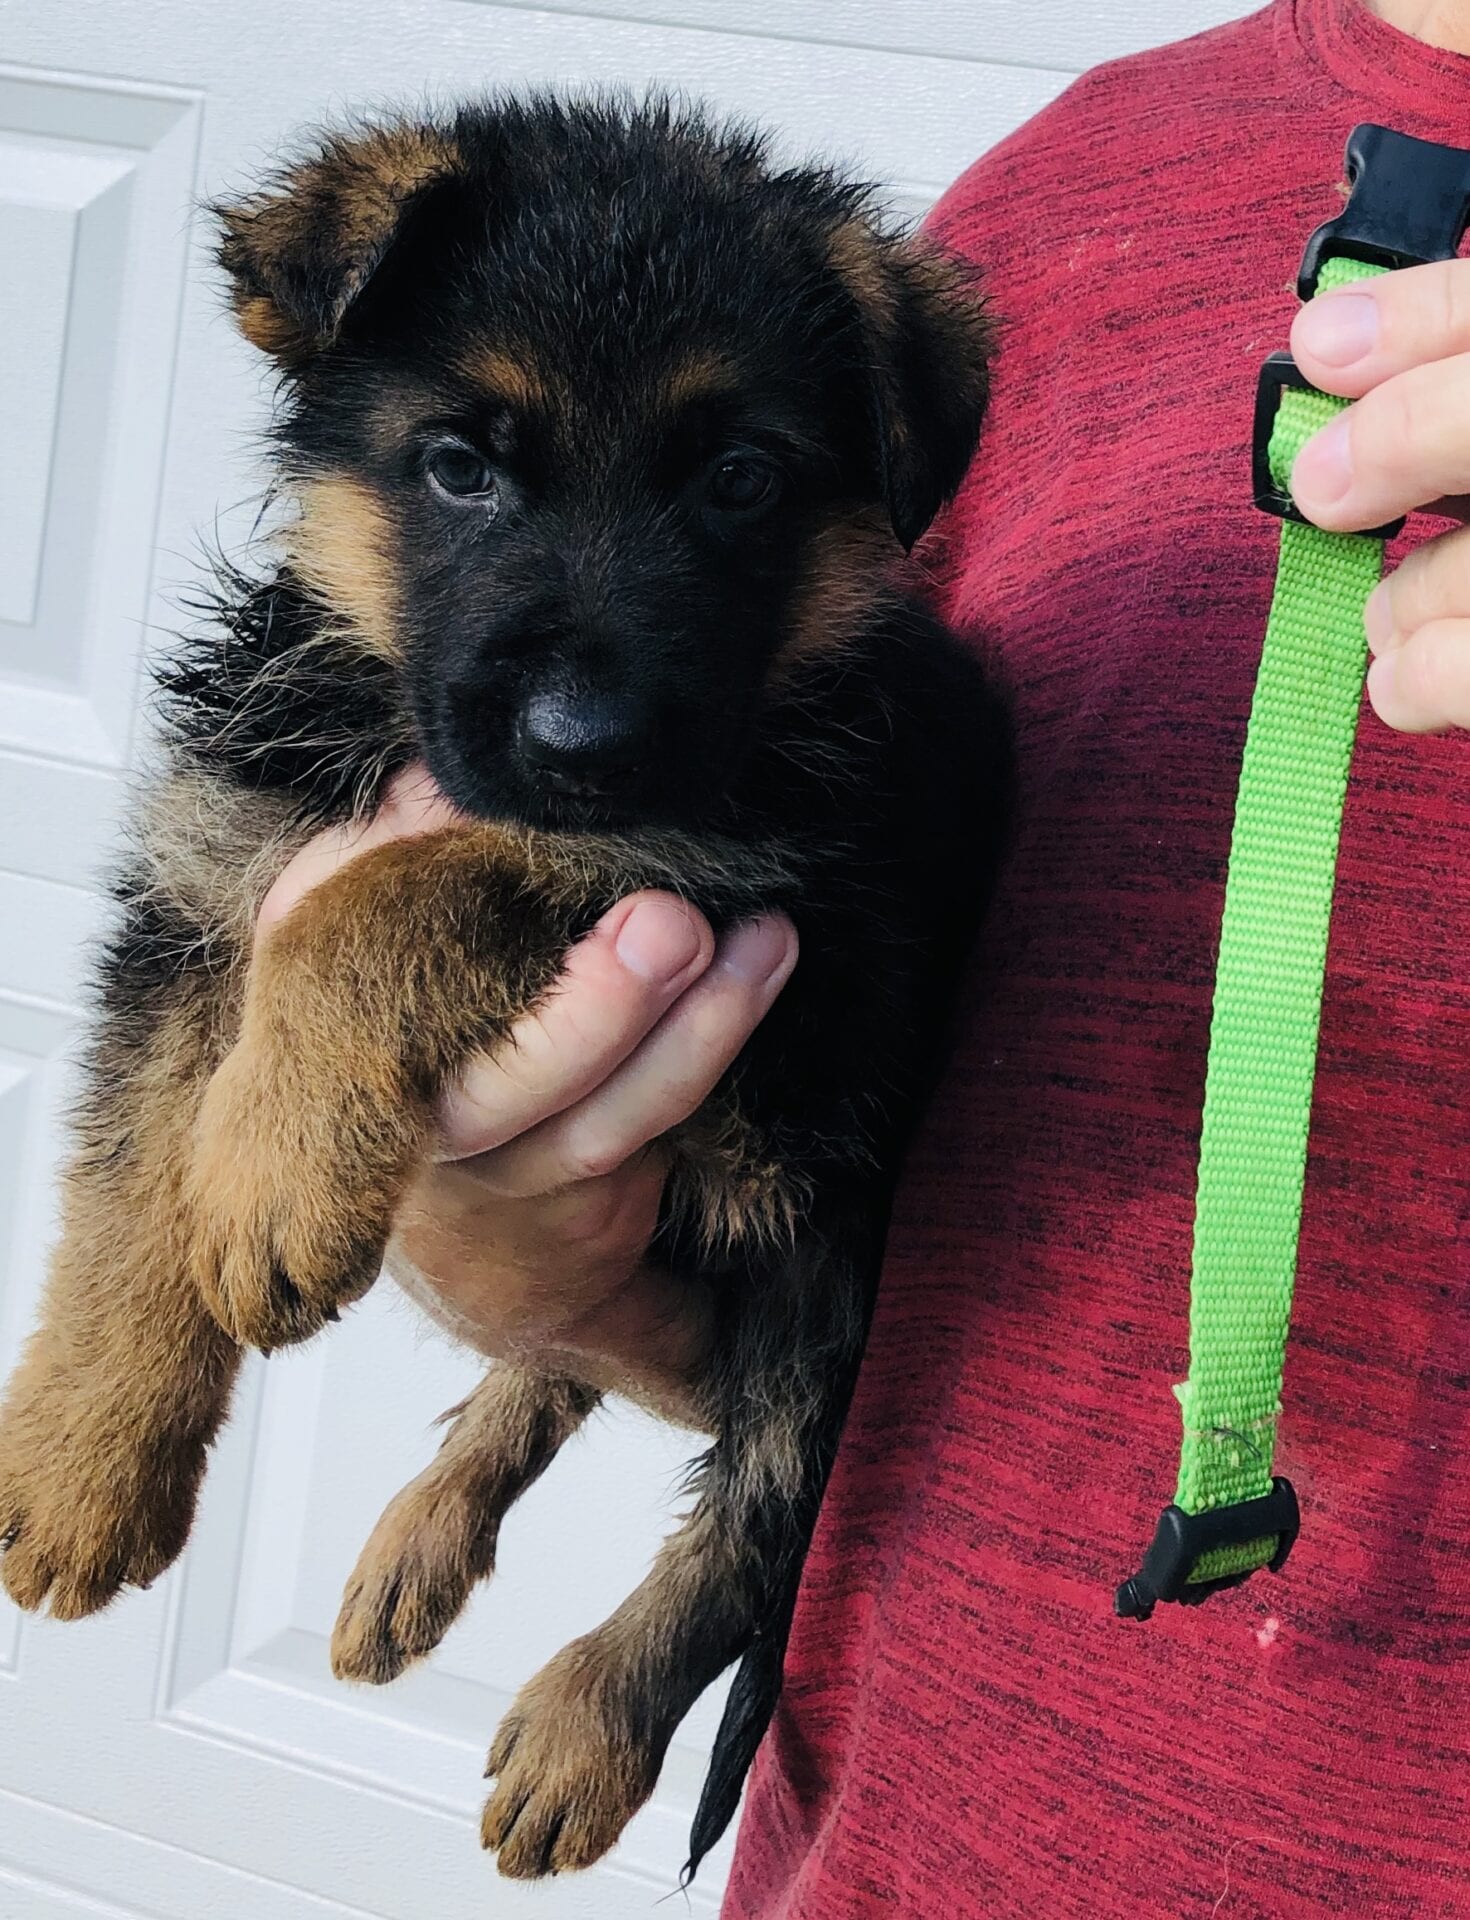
[1252,351,1406,539]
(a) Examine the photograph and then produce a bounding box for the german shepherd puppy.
[0,95,1007,1880]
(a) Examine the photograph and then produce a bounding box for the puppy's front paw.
[482,1636,664,1878]
[188,1038,397,1350]
[331,1473,498,1685]
[0,1391,202,1618]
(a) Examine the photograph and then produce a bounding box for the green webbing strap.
[1173,254,1389,1587]
[1114,254,1390,1622]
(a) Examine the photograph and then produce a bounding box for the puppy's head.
[216,96,990,828]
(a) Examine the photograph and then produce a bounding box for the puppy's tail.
[682,1193,891,1884]
[684,1570,802,1879]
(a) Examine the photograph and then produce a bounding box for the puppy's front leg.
[188,825,590,1351]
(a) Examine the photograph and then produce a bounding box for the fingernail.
[1363,580,1395,653]
[614,899,704,983]
[1291,413,1353,509]
[1297,291,1379,366]
[718,916,795,987]
[1366,649,1398,716]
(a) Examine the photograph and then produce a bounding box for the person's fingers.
[1289,350,1470,532]
[255,762,463,943]
[1366,618,1470,733]
[1291,260,1470,401]
[472,914,798,1198]
[1362,523,1470,657]
[433,893,717,1158]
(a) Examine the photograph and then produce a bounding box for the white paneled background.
[0,3,1254,1915]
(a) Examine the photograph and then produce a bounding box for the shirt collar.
[1292,0,1470,127]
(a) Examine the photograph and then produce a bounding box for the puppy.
[0,94,1008,1880]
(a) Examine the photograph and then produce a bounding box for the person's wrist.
[384,1230,714,1427]
[538,1261,716,1423]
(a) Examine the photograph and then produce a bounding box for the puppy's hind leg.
[331,1365,600,1684]
[480,1195,881,1881]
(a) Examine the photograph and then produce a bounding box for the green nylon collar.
[1174,253,1389,1585]
[1115,254,1390,1619]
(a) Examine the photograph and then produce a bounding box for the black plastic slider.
[1252,352,1406,539]
[1298,122,1470,299]
[1115,1478,1300,1623]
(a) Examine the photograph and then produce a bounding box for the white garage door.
[0,3,1251,1914]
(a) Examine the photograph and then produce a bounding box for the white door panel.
[0,71,198,771]
[0,3,1253,1913]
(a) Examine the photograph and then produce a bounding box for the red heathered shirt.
[723,4,1470,1915]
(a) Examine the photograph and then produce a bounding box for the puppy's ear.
[214,120,461,365]
[830,221,992,552]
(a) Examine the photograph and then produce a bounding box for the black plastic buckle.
[1115,1478,1300,1623]
[1298,123,1470,300]
[1254,124,1470,536]
[1252,352,1406,540]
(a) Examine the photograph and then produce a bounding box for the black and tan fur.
[0,94,1008,1880]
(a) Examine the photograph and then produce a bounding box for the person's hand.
[1290,259,1470,735]
[254,765,797,1418]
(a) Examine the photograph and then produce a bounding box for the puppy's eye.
[427,444,498,500]
[705,455,780,516]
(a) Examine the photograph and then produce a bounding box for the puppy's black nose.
[518,691,648,794]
